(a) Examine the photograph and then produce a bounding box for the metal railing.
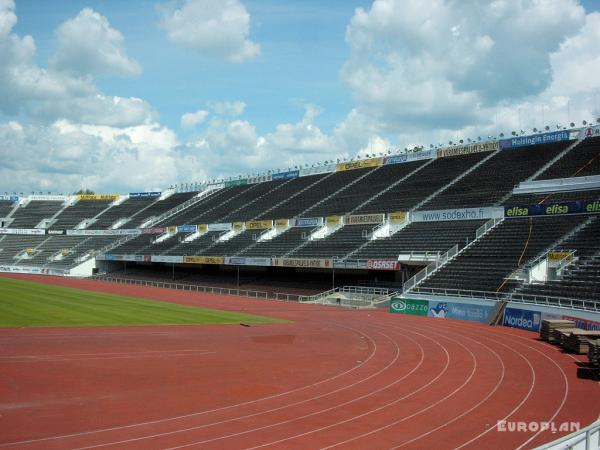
[403,245,458,293]
[94,275,308,302]
[411,286,600,313]
[534,418,600,450]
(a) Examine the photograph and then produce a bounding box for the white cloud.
[161,0,260,63]
[181,109,209,128]
[51,8,141,77]
[210,100,246,116]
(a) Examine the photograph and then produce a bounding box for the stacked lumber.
[540,319,576,342]
[588,340,600,367]
[550,327,579,345]
[562,330,600,354]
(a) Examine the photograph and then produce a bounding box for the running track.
[0,274,598,450]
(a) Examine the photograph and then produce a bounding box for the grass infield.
[0,277,284,328]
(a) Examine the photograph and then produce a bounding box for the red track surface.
[0,274,598,450]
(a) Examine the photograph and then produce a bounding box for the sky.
[1,0,599,194]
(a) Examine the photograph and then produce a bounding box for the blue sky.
[1,0,599,194]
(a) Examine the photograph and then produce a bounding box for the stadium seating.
[241,227,315,257]
[0,200,15,218]
[127,192,197,227]
[9,200,64,228]
[536,136,600,180]
[0,235,48,263]
[89,197,159,229]
[51,199,113,230]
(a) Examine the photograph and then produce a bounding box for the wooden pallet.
[540,319,576,342]
[563,330,600,354]
[588,340,600,367]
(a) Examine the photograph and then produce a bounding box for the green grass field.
[0,277,284,328]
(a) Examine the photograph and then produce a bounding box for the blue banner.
[504,201,584,217]
[499,130,571,150]
[291,217,323,227]
[384,154,408,165]
[272,170,299,180]
[0,195,19,202]
[427,301,492,323]
[129,192,161,198]
[503,307,542,332]
[177,225,197,233]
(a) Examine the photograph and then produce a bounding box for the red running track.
[0,274,598,450]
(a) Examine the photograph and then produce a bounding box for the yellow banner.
[197,224,208,232]
[245,220,273,230]
[233,222,245,231]
[389,211,407,223]
[548,251,573,263]
[326,215,341,226]
[77,194,120,201]
[183,256,224,265]
[275,218,289,228]
[167,226,177,234]
[335,157,383,172]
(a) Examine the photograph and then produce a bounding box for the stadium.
[1,0,600,449]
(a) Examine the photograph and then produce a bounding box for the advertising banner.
[299,163,336,177]
[499,130,571,150]
[503,307,542,332]
[412,207,504,222]
[383,154,408,165]
[504,201,588,218]
[245,220,273,230]
[388,211,407,223]
[335,157,383,172]
[0,195,19,202]
[224,257,272,266]
[77,194,120,201]
[0,228,46,235]
[579,125,600,139]
[389,297,429,316]
[66,229,141,236]
[275,218,289,228]
[47,229,66,235]
[198,224,208,232]
[208,223,232,232]
[344,213,385,225]
[28,195,67,201]
[224,179,248,187]
[272,170,299,181]
[367,259,401,270]
[326,215,341,226]
[333,260,369,269]
[562,315,600,331]
[248,175,272,184]
[183,256,224,265]
[101,254,145,262]
[177,225,197,233]
[0,265,44,275]
[167,226,177,234]
[548,251,573,266]
[437,141,498,158]
[233,222,244,231]
[428,301,493,323]
[150,255,184,263]
[129,192,161,198]
[271,258,333,268]
[291,217,323,227]
[141,227,166,235]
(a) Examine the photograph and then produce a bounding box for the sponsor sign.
[275,218,289,228]
[291,217,323,227]
[245,220,273,230]
[0,265,44,275]
[0,228,46,235]
[299,163,336,177]
[271,258,332,268]
[437,141,498,158]
[150,255,184,263]
[412,207,504,222]
[0,195,19,202]
[233,222,244,231]
[548,251,573,265]
[499,130,571,150]
[389,297,429,316]
[503,307,542,332]
[388,211,407,223]
[198,224,209,232]
[28,195,67,201]
[47,229,65,235]
[224,178,248,187]
[272,170,299,180]
[141,227,166,234]
[208,223,232,232]
[367,259,400,270]
[248,175,272,184]
[167,226,177,234]
[183,256,224,265]
[503,201,599,217]
[101,254,144,262]
[383,154,408,165]
[77,194,120,201]
[344,213,385,225]
[336,157,383,172]
[584,200,600,214]
[66,229,140,236]
[562,315,600,331]
[224,257,271,266]
[579,125,600,139]
[177,225,197,233]
[326,215,341,226]
[129,192,161,198]
[333,260,368,269]
[428,301,493,323]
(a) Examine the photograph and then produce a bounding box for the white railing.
[410,287,600,313]
[403,244,458,293]
[534,418,600,450]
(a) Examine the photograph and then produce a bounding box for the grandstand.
[1,126,599,308]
